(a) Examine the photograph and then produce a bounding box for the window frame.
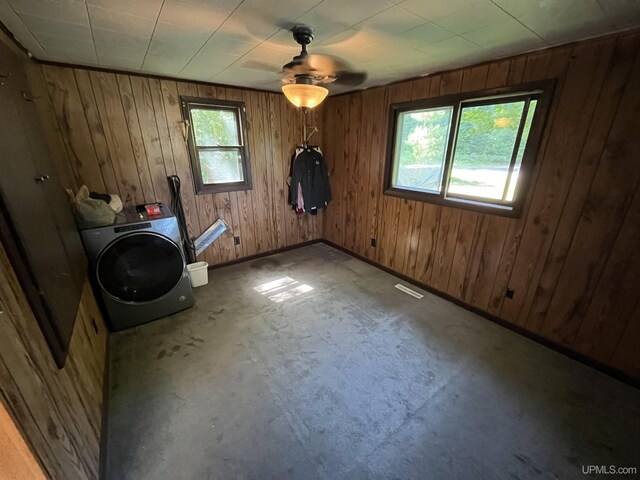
[383,81,555,217]
[181,96,252,195]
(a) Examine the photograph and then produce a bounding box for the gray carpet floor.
[105,243,640,479]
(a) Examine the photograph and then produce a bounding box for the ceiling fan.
[279,25,367,109]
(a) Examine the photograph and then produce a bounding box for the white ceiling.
[1,0,639,94]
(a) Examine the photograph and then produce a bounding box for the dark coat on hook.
[289,147,332,213]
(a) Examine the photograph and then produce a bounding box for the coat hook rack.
[301,107,317,148]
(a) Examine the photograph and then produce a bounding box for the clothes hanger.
[299,107,318,149]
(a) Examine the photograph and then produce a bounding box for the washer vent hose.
[168,175,196,264]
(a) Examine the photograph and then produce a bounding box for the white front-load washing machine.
[81,205,194,331]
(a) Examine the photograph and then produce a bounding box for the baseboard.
[207,239,323,271]
[321,240,640,390]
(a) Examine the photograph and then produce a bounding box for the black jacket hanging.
[289,147,331,214]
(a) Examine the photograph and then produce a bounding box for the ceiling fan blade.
[306,54,349,75]
[334,71,367,86]
[282,58,315,74]
[242,60,280,73]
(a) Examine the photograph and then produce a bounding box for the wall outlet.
[234,236,240,245]
[371,238,376,247]
[505,288,515,299]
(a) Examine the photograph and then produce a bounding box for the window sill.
[196,182,253,195]
[384,187,522,218]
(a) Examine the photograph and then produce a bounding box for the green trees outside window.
[386,83,552,216]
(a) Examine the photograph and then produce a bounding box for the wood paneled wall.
[1,33,107,480]
[37,64,323,266]
[322,31,640,380]
[0,245,107,480]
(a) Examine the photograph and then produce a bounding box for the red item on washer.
[145,204,161,216]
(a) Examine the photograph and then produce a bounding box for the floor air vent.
[394,284,424,299]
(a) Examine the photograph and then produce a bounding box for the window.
[181,97,252,194]
[385,82,553,216]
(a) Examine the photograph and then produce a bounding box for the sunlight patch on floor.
[254,277,314,303]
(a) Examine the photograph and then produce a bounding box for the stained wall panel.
[39,65,324,265]
[322,31,640,381]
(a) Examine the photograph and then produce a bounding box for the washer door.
[97,232,185,303]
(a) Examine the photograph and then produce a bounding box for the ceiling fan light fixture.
[282,83,328,109]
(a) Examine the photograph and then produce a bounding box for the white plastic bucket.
[187,261,209,287]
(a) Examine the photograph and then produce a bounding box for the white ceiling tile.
[415,35,487,62]
[96,45,145,69]
[317,28,380,53]
[434,0,513,34]
[260,28,302,51]
[0,0,47,57]
[484,0,528,18]
[463,16,546,50]
[158,0,239,30]
[296,0,392,42]
[177,30,265,78]
[243,42,294,65]
[93,27,150,52]
[361,46,429,71]
[18,12,91,39]
[216,0,324,44]
[146,39,197,59]
[242,0,325,20]
[350,37,421,64]
[400,0,484,21]
[148,22,211,57]
[27,31,92,50]
[493,0,613,43]
[142,53,190,75]
[43,38,96,58]
[180,52,242,79]
[8,0,88,24]
[356,5,427,36]
[195,32,260,57]
[1,0,638,93]
[98,57,143,71]
[88,5,156,38]
[87,0,163,20]
[46,45,98,64]
[598,0,640,29]
[213,64,278,85]
[399,22,456,47]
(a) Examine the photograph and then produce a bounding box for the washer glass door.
[97,232,185,302]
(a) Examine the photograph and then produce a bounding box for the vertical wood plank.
[129,76,172,206]
[89,71,145,205]
[41,66,107,193]
[538,49,640,346]
[160,80,202,237]
[523,35,640,332]
[497,39,615,323]
[117,74,156,203]
[572,184,640,361]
